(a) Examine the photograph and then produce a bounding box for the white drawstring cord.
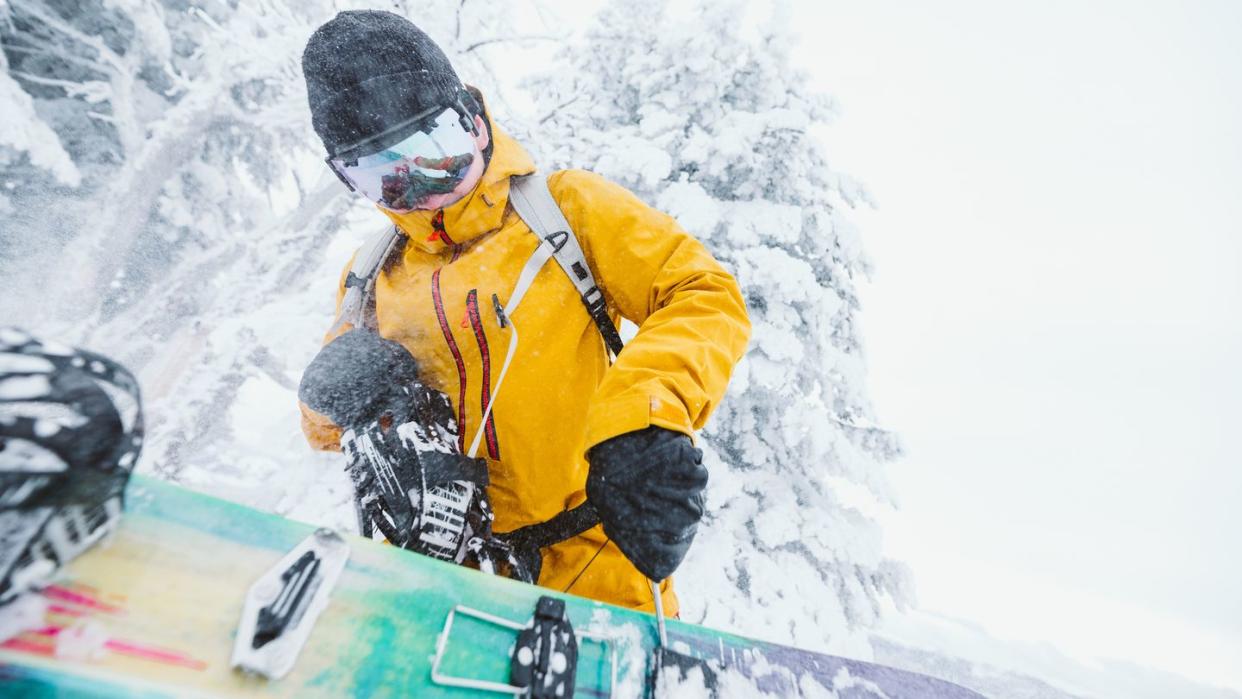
[466,320,518,459]
[464,240,554,459]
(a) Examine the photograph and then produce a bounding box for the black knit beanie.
[302,10,477,157]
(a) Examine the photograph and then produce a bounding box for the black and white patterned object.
[0,327,143,602]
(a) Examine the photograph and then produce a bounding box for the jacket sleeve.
[298,253,358,452]
[549,170,752,452]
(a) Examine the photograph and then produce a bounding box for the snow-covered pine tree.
[523,0,910,656]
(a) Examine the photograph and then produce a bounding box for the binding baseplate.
[431,595,617,698]
[231,528,350,679]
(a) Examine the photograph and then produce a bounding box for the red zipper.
[431,268,468,453]
[433,210,463,262]
[466,289,501,460]
[432,210,457,246]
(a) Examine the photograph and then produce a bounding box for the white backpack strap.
[508,174,624,357]
[329,224,404,335]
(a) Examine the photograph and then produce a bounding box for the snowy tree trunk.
[62,90,225,326]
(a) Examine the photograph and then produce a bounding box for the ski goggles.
[326,106,478,213]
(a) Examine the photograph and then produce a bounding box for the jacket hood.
[380,96,535,254]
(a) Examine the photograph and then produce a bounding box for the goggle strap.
[458,109,478,136]
[456,88,482,136]
[325,159,357,192]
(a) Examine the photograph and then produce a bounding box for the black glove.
[586,426,707,581]
[298,330,422,427]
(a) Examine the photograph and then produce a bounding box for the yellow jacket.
[301,115,751,615]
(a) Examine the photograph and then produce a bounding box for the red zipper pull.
[428,210,447,243]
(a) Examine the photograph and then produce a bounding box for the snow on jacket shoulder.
[299,115,750,615]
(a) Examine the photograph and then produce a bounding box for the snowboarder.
[297,10,750,617]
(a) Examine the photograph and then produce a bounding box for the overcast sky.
[789,0,1242,688]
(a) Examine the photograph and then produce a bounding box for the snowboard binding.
[431,594,617,698]
[510,596,580,698]
[0,327,143,605]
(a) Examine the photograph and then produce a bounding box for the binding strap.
[509,174,625,358]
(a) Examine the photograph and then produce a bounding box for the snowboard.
[0,475,983,698]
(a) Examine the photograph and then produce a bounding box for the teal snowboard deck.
[0,476,981,698]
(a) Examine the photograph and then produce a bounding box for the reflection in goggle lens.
[330,108,477,212]
[378,153,475,211]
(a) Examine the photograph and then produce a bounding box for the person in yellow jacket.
[297,10,750,617]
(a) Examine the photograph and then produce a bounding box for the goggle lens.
[329,108,476,212]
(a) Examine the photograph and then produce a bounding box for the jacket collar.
[380,106,535,254]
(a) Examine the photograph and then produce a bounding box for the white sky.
[789,0,1242,689]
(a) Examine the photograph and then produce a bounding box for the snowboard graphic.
[0,476,982,698]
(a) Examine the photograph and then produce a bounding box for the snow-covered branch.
[8,0,125,74]
[462,34,556,53]
[8,70,110,102]
[2,42,109,74]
